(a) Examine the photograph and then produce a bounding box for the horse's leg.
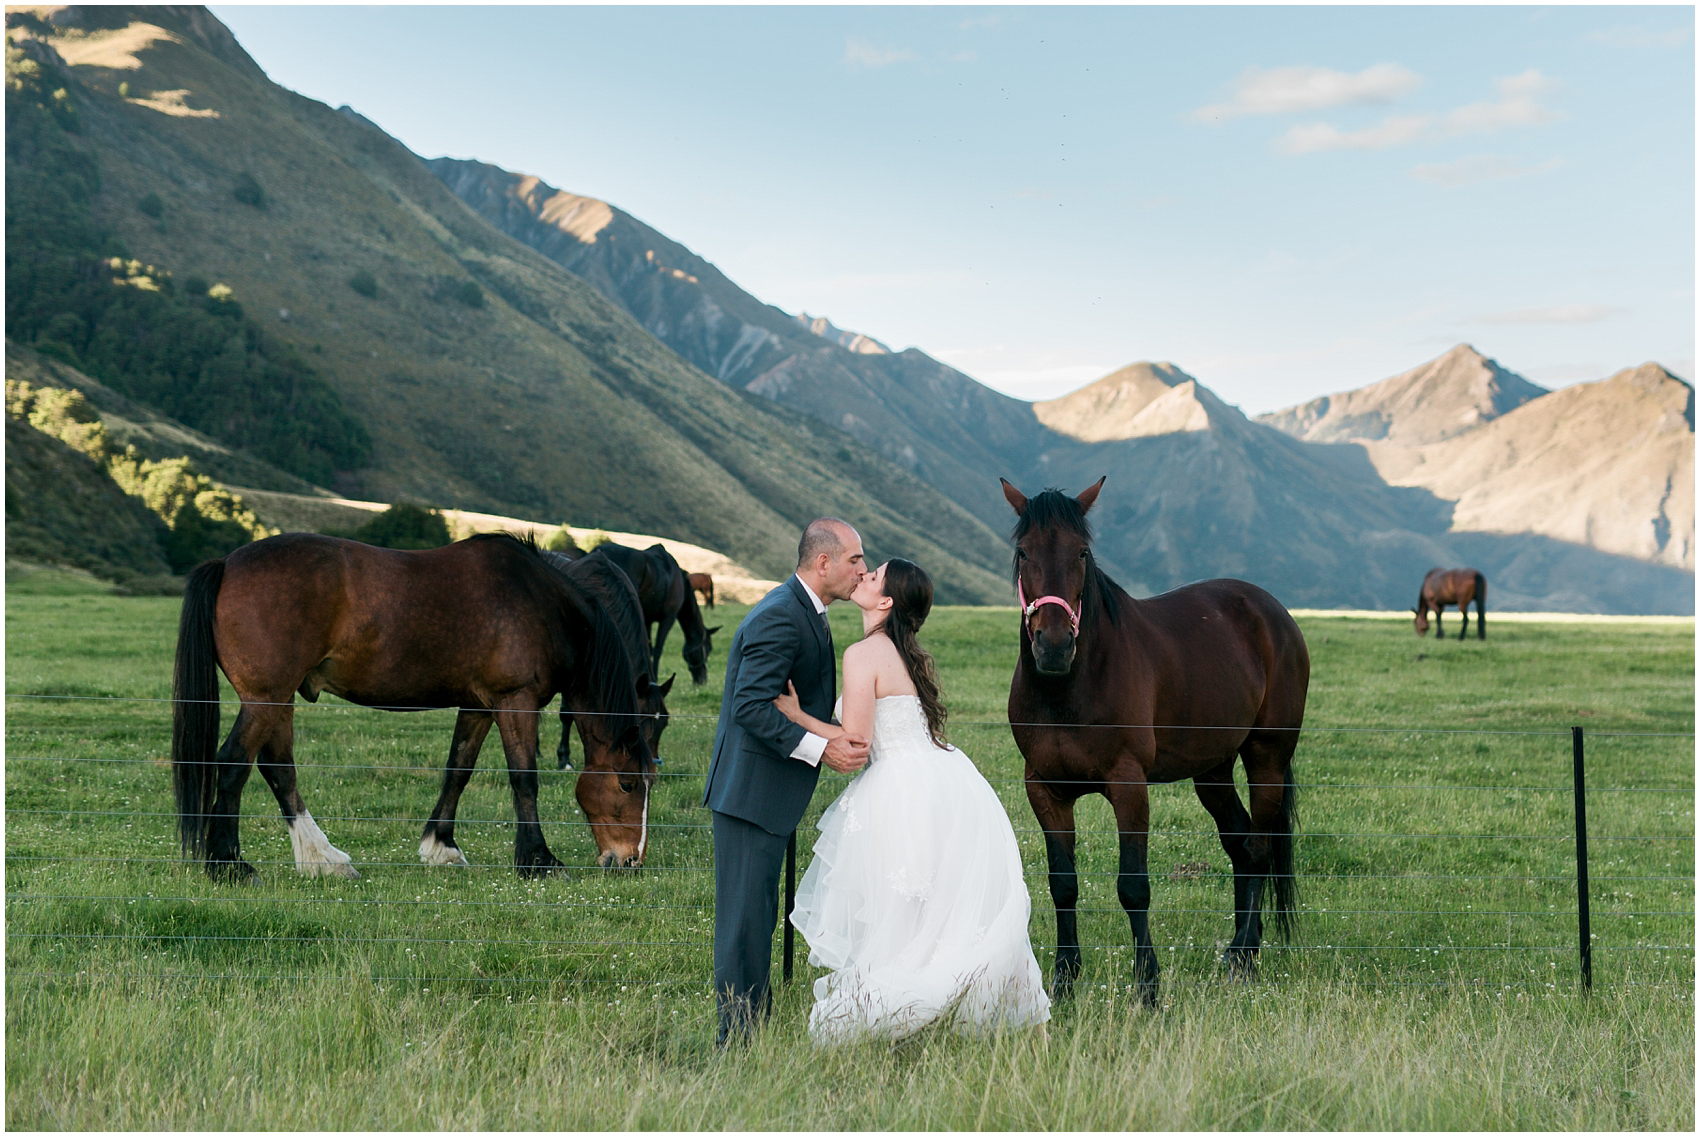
[1192,758,1260,975]
[494,702,562,878]
[556,707,575,771]
[253,704,357,879]
[1457,600,1469,641]
[1106,775,1160,1009]
[1240,730,1300,950]
[652,612,677,678]
[420,709,492,866]
[1434,605,1444,638]
[1025,779,1082,998]
[204,701,285,880]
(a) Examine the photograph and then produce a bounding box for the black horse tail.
[1266,766,1300,941]
[1474,572,1487,637]
[172,559,225,859]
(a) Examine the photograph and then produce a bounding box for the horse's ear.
[1000,478,1028,514]
[1075,476,1107,513]
[659,673,676,697]
[706,625,722,636]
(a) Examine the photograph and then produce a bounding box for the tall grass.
[6,567,1693,1129]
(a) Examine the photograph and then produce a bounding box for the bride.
[775,558,1051,1043]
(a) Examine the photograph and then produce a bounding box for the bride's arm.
[772,681,841,739]
[836,642,877,744]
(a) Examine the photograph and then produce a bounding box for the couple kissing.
[702,518,1051,1046]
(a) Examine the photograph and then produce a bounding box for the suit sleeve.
[729,604,811,758]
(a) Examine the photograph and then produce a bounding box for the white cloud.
[1194,63,1422,121]
[1441,69,1560,135]
[1410,154,1561,188]
[1276,70,1561,156]
[1587,26,1693,49]
[844,37,915,69]
[1276,114,1433,154]
[1476,305,1623,326]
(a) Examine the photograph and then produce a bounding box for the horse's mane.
[545,549,653,686]
[483,536,633,723]
[1010,488,1123,625]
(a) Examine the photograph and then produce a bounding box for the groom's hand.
[821,733,870,773]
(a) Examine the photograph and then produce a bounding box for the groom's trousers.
[712,810,793,1044]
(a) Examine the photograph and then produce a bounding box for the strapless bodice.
[834,694,940,761]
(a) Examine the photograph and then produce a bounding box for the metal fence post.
[783,831,797,983]
[1572,726,1592,992]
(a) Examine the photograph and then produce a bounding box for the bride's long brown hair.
[872,558,948,748]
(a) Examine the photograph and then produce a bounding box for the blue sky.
[211,5,1694,413]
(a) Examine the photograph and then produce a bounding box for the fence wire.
[7,689,1693,995]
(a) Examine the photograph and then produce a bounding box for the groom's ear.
[1000,478,1028,515]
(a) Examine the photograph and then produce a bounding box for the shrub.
[180,275,209,296]
[163,500,251,572]
[137,192,162,218]
[342,503,451,550]
[348,269,377,298]
[454,280,484,308]
[232,171,265,208]
[544,527,582,553]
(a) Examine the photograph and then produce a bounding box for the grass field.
[6,563,1694,1129]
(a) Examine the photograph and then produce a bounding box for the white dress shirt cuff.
[789,731,828,767]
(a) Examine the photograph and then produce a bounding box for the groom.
[703,517,871,1044]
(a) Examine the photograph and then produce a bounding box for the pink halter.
[1017,577,1080,636]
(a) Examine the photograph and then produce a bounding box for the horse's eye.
[1016,548,1027,561]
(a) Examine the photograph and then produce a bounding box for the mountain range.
[5,6,1692,614]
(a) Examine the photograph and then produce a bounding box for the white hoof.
[289,811,360,878]
[419,833,470,867]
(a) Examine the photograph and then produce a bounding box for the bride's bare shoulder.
[844,634,900,662]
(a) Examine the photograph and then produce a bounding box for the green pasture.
[6,564,1693,1129]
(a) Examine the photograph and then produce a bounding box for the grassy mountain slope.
[5,6,1012,601]
[429,157,1047,532]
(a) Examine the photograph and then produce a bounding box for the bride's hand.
[773,680,803,724]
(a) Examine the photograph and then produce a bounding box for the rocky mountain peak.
[1033,362,1229,442]
[1257,343,1548,446]
[795,313,889,355]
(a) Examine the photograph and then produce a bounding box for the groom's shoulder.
[740,578,803,632]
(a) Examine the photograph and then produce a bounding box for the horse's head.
[1412,606,1428,636]
[683,625,721,686]
[1002,476,1106,677]
[572,673,670,869]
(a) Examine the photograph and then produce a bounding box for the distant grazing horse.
[598,542,722,685]
[171,533,660,879]
[1414,567,1486,640]
[545,549,676,789]
[1002,477,1309,1007]
[688,572,716,609]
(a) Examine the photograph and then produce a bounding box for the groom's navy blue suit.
[703,575,836,1041]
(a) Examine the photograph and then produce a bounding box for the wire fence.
[6,689,1694,997]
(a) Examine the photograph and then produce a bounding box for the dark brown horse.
[1414,567,1486,640]
[544,549,675,785]
[688,572,716,609]
[172,532,660,880]
[1002,477,1309,1007]
[598,542,721,685]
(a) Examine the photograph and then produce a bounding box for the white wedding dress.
[789,695,1052,1043]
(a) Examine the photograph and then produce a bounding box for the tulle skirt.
[789,732,1051,1044]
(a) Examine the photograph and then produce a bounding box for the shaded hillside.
[1258,344,1548,446]
[5,415,173,582]
[4,6,1012,601]
[428,157,1047,530]
[1368,364,1694,571]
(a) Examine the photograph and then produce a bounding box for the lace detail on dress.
[869,695,941,763]
[886,865,933,900]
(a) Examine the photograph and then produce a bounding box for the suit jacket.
[703,575,836,836]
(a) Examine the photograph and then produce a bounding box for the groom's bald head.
[797,518,853,568]
[797,519,865,602]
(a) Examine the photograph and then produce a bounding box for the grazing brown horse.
[1414,567,1486,640]
[172,533,659,880]
[599,542,721,685]
[688,572,716,609]
[1002,477,1309,1007]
